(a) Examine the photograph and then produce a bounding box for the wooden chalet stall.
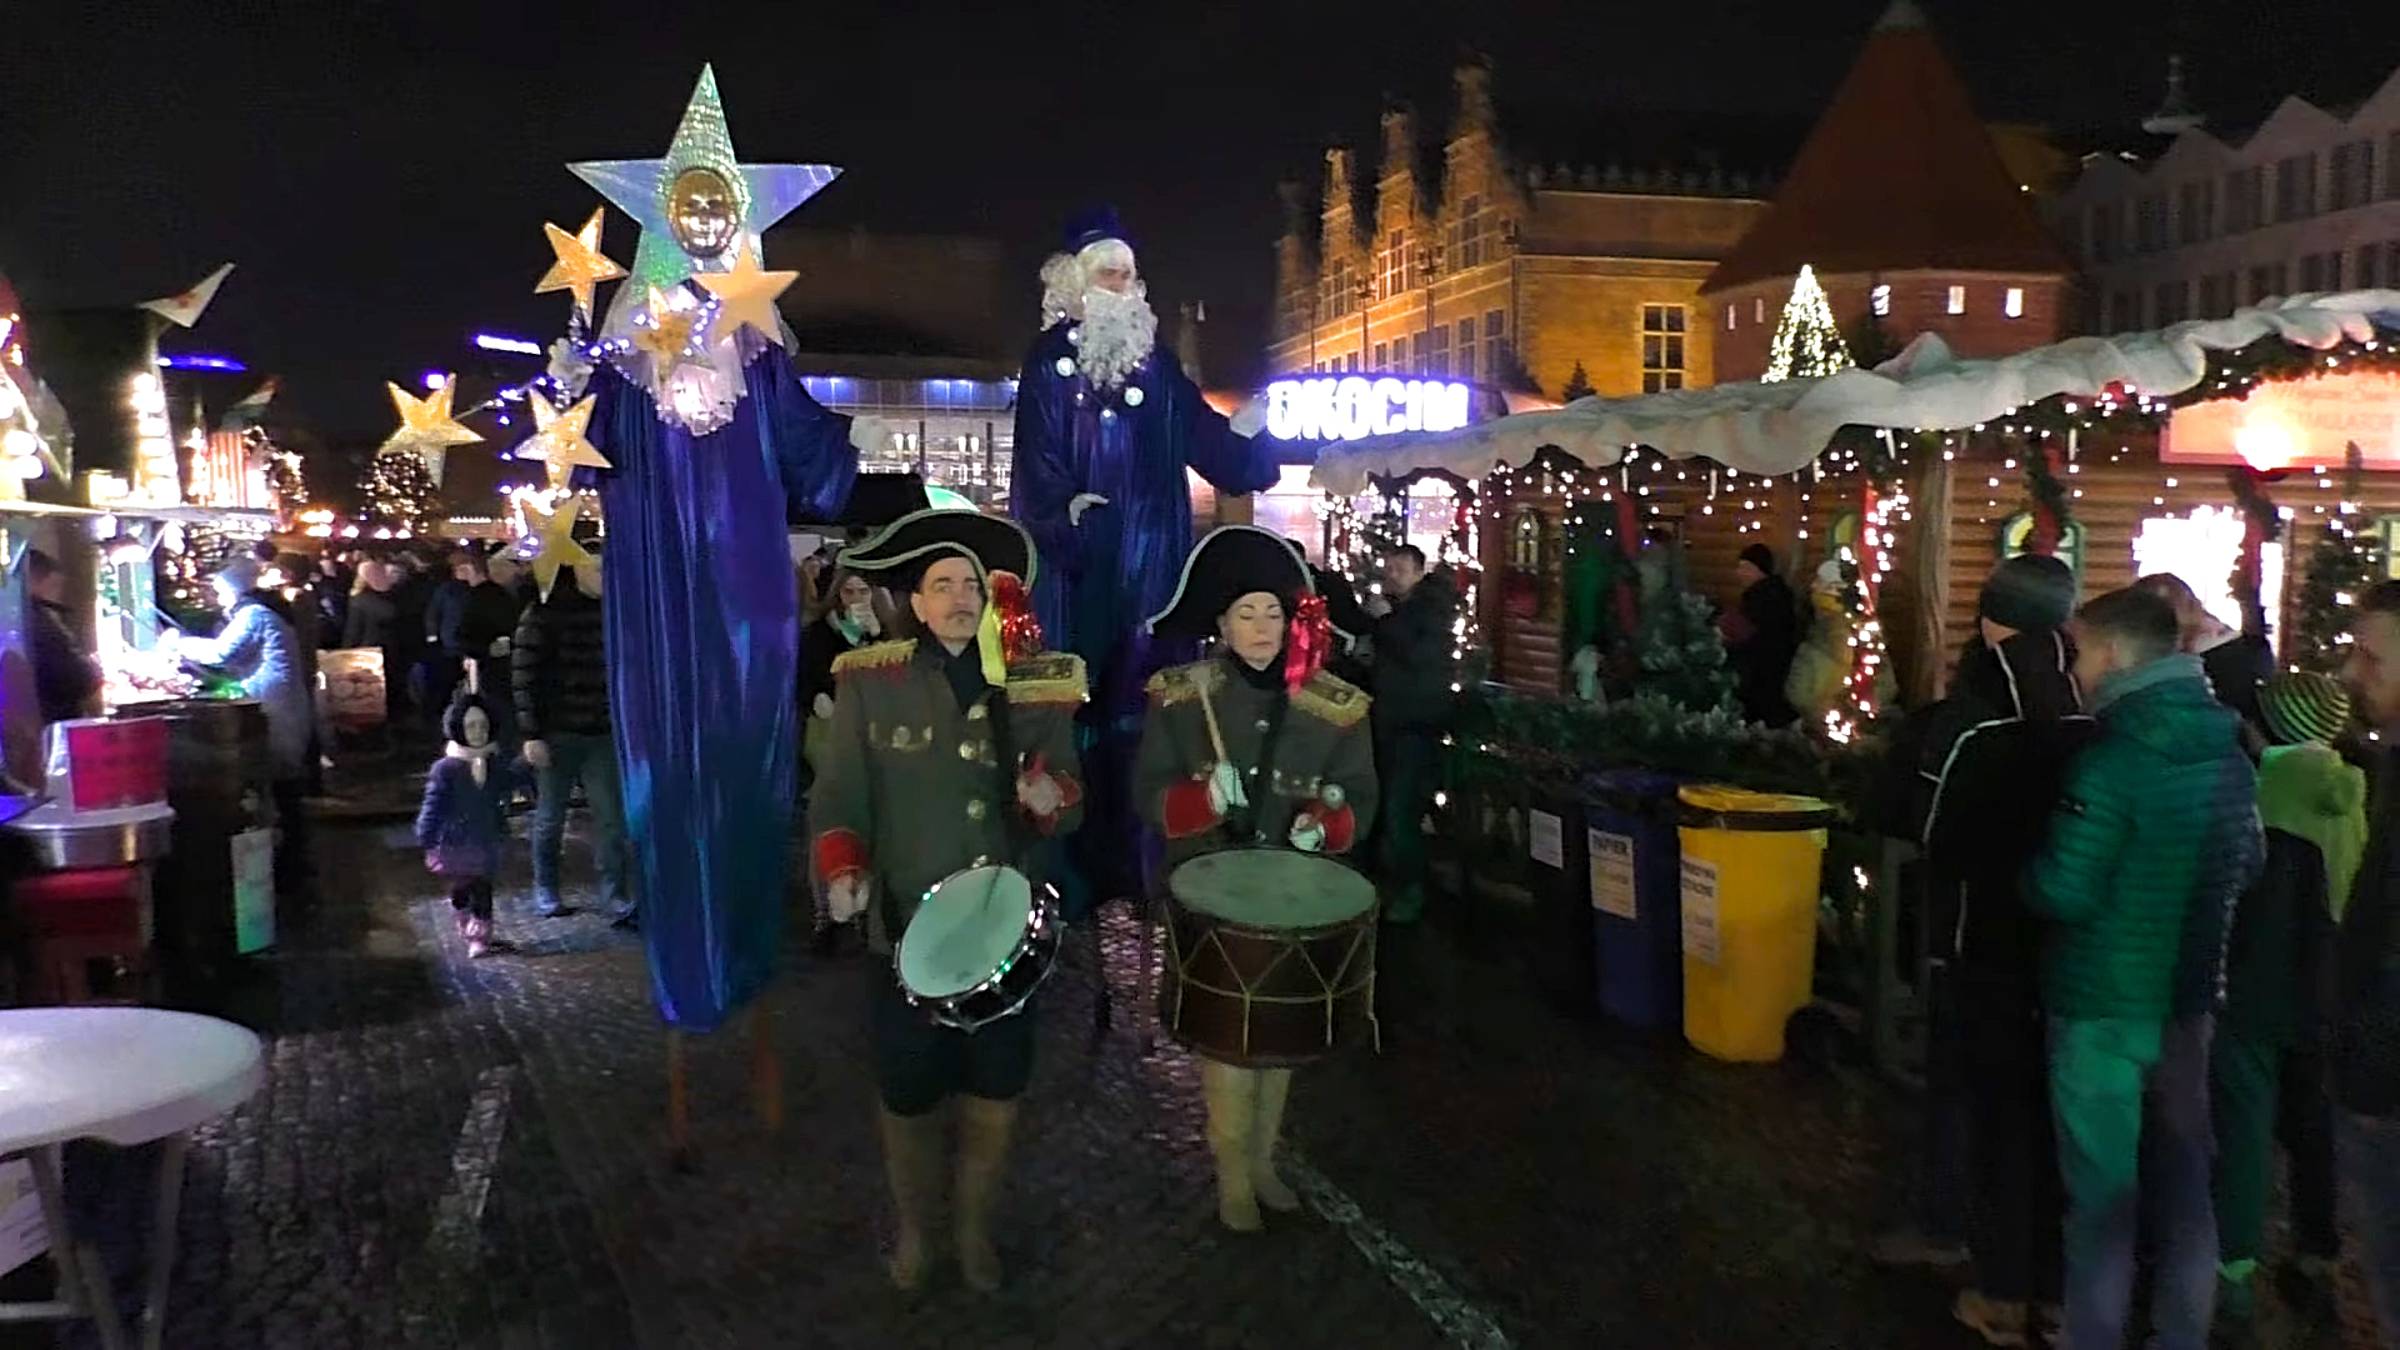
[1313,292,2400,707]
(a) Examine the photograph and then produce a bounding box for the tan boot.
[1200,1060,1262,1232]
[953,1095,1017,1294]
[1251,1067,1300,1213]
[877,1107,944,1292]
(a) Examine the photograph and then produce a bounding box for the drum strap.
[1223,691,1292,845]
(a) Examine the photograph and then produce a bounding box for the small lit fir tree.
[362,448,439,537]
[1762,263,1854,384]
[1635,581,1736,714]
[2293,441,2379,675]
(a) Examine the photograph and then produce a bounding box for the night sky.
[5,1,2392,446]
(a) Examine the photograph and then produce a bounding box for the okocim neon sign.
[1264,376,1473,442]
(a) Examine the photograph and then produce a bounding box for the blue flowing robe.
[1008,321,1278,902]
[590,352,857,1032]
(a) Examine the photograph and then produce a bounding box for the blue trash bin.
[1582,769,1684,1030]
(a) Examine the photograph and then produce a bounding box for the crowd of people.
[1872,552,2399,1350]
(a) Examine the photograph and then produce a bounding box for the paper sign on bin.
[1680,856,1721,966]
[1589,827,1636,920]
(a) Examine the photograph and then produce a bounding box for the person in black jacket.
[1722,542,1800,727]
[2135,571,2275,743]
[23,549,99,724]
[1877,554,2092,1346]
[1365,544,1457,925]
[512,557,631,923]
[2334,581,2400,1340]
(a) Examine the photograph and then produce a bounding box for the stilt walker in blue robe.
[1008,210,1279,908]
[557,69,870,1099]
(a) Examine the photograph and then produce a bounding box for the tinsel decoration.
[2025,445,2070,556]
[988,569,1042,663]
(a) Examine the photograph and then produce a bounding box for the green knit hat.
[2259,671,2352,746]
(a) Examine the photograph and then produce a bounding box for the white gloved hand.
[1066,492,1110,526]
[1206,760,1248,816]
[812,692,835,719]
[522,739,552,770]
[1288,813,1327,852]
[827,873,870,923]
[1228,397,1267,438]
[1017,771,1064,819]
[490,636,512,658]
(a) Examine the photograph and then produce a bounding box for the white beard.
[1078,286,1157,390]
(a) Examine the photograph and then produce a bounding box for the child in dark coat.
[416,690,515,957]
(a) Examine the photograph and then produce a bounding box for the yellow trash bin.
[1675,784,1836,1063]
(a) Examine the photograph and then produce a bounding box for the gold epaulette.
[1292,669,1371,728]
[1144,659,1224,706]
[832,639,916,678]
[1006,652,1088,706]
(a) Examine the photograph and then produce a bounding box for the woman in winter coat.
[416,690,518,958]
[799,568,890,764]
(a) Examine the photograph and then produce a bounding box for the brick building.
[1701,1,2071,382]
[2051,60,2400,334]
[1262,60,1775,403]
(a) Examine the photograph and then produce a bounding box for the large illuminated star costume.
[1008,210,1278,903]
[570,66,865,1032]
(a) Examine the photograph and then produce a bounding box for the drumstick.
[1196,677,1230,769]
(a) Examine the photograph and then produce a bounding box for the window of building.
[2389,133,2400,198]
[2275,153,2318,222]
[1346,352,1359,372]
[1753,297,1766,323]
[2332,139,2377,211]
[1641,304,1686,393]
[1482,310,1507,382]
[1456,195,1484,268]
[2107,290,2139,331]
[1373,341,1388,369]
[2300,253,2323,291]
[2176,179,2214,244]
[2248,265,2273,303]
[1456,317,1477,383]
[2135,193,2167,252]
[2360,244,2384,289]
[2225,166,2262,232]
[1392,335,1410,369]
[1871,283,1891,316]
[1381,231,1404,300]
[2003,287,2026,318]
[1945,284,1967,315]
[1725,304,1736,331]
[2091,204,2119,261]
[2328,250,2345,289]
[1423,324,1449,375]
[2154,280,2190,325]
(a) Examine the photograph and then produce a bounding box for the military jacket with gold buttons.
[812,639,1086,954]
[1135,656,1378,871]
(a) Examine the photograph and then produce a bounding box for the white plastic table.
[0,1007,264,1350]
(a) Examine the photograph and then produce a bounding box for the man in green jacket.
[2027,585,2262,1350]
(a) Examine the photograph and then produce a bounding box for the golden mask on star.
[666,167,740,259]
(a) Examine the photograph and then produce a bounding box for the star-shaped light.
[379,380,482,486]
[528,493,596,600]
[522,390,611,490]
[632,288,704,374]
[695,237,796,346]
[534,208,626,317]
[566,65,840,293]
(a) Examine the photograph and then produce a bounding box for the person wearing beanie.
[1721,543,1800,727]
[415,690,522,959]
[178,557,317,903]
[2209,671,2363,1337]
[1873,552,2094,1344]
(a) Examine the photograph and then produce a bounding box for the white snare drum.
[896,863,1061,1032]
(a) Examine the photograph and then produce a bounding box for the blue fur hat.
[1062,205,1131,255]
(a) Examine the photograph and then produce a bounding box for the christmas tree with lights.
[1762,264,1853,384]
[2293,441,2380,675]
[362,448,439,537]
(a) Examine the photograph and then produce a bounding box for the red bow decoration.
[987,569,1043,664]
[1287,591,1332,696]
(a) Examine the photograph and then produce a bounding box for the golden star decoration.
[379,380,483,486]
[528,494,596,600]
[534,208,627,317]
[524,391,611,490]
[632,288,703,373]
[695,237,796,345]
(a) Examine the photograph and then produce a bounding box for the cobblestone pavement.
[29,816,2386,1348]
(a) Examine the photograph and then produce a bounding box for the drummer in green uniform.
[1135,525,1379,1231]
[811,507,1087,1294]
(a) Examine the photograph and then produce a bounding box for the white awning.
[1308,290,2400,494]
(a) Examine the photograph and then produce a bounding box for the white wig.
[1038,252,1084,326]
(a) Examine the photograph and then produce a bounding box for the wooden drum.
[1159,847,1379,1067]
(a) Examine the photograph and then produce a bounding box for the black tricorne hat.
[838,506,1035,592]
[1145,526,1315,639]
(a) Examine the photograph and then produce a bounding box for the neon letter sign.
[1264,377,1471,442]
